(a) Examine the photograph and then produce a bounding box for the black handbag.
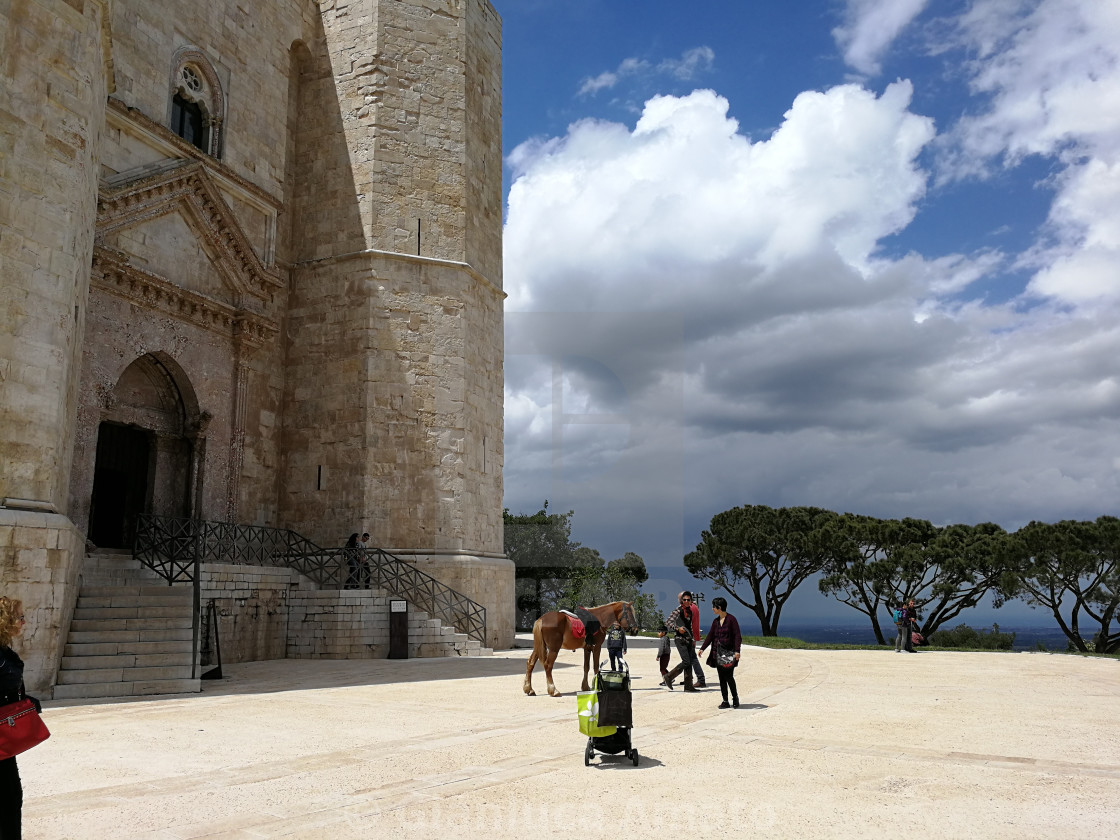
[714,644,737,667]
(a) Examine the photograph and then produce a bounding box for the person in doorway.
[661,592,699,691]
[604,621,627,671]
[699,597,742,709]
[1,595,40,840]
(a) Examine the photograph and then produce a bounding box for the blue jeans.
[689,645,706,683]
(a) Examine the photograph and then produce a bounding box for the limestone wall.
[463,0,504,284]
[280,252,505,561]
[198,562,483,663]
[390,550,514,650]
[0,511,85,695]
[0,0,110,694]
[103,0,309,198]
[0,0,108,512]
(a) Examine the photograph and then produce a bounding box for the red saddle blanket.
[560,609,586,638]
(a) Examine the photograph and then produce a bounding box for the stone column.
[0,0,111,693]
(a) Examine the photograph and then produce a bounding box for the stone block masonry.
[199,563,483,664]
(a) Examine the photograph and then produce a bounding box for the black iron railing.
[133,514,487,643]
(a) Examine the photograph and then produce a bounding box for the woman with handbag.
[699,596,742,709]
[1,595,42,840]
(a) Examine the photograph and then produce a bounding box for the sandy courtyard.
[18,635,1120,838]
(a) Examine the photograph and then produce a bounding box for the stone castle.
[0,0,512,693]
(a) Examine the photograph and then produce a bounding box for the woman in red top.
[699,596,742,709]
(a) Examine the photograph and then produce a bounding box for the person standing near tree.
[699,596,742,709]
[661,591,699,691]
[895,598,918,653]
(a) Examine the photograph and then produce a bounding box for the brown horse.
[523,601,638,697]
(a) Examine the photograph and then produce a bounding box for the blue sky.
[491,0,1120,628]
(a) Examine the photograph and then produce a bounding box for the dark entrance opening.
[88,423,151,549]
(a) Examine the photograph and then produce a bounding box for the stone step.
[64,639,194,657]
[73,605,194,621]
[81,559,169,585]
[67,627,194,644]
[79,585,188,598]
[61,652,190,670]
[70,617,193,632]
[52,678,200,700]
[56,665,195,685]
[77,594,193,610]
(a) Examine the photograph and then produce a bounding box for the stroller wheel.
[584,740,593,766]
[630,748,639,766]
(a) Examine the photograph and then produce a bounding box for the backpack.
[892,608,904,624]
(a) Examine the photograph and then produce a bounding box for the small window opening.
[172,93,208,151]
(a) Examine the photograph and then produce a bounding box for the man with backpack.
[894,599,918,653]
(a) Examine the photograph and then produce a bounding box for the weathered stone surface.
[0,0,511,692]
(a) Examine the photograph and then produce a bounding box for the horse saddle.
[559,609,586,638]
[559,608,601,643]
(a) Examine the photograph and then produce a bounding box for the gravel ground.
[19,634,1120,838]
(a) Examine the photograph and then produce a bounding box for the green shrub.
[929,623,1015,650]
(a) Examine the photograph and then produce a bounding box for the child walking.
[655,628,671,680]
[605,621,628,671]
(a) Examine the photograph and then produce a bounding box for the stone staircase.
[53,552,199,700]
[54,549,491,700]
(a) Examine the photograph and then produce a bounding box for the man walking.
[662,591,700,692]
[683,591,707,688]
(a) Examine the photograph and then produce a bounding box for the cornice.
[297,247,507,300]
[92,247,279,349]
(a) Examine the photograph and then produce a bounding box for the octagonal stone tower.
[0,0,510,693]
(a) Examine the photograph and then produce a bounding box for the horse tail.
[531,617,547,664]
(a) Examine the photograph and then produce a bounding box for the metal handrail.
[133,514,487,643]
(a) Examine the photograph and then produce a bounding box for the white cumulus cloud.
[834,0,930,76]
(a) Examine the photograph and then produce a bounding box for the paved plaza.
[21,636,1120,838]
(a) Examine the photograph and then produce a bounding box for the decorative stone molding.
[97,158,283,301]
[91,248,278,349]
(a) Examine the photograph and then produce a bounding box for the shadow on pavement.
[47,652,563,707]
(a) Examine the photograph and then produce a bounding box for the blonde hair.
[0,596,23,647]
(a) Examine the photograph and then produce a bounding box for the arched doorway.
[88,354,201,548]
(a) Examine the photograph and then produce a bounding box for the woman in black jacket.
[1,595,34,840]
[698,596,743,709]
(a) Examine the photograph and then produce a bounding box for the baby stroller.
[577,666,638,766]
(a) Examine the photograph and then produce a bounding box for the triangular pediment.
[102,208,233,303]
[96,160,283,302]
